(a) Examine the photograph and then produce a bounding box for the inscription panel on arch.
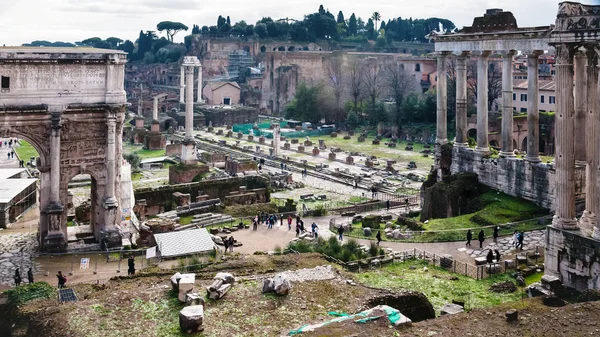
[0,64,107,91]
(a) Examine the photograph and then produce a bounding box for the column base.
[42,231,67,253]
[454,142,468,148]
[103,197,118,209]
[579,210,596,229]
[435,138,447,145]
[525,156,542,163]
[100,227,122,250]
[181,139,197,165]
[552,215,579,230]
[475,146,489,154]
[592,227,600,240]
[499,151,516,158]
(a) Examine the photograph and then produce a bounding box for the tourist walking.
[14,269,22,287]
[386,200,391,211]
[511,230,519,247]
[27,268,34,284]
[376,230,382,246]
[228,237,234,253]
[311,222,319,239]
[128,256,136,275]
[494,249,501,262]
[295,224,300,237]
[493,226,500,243]
[478,230,485,249]
[299,220,305,233]
[280,214,284,226]
[57,271,66,288]
[252,218,258,231]
[223,237,230,253]
[486,250,494,264]
[466,230,472,247]
[516,231,524,250]
[338,226,344,241]
[287,215,292,230]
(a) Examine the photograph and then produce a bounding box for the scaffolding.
[227,50,255,81]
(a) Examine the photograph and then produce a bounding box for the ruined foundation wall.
[450,147,586,210]
[545,226,600,291]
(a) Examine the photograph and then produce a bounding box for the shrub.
[369,242,379,257]
[5,282,55,308]
[398,216,424,231]
[362,215,380,228]
[274,245,282,255]
[379,248,386,256]
[313,204,327,216]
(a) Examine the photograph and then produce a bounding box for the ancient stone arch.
[0,48,128,252]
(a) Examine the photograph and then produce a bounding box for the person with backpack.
[516,231,524,250]
[466,229,473,247]
[57,271,66,288]
[338,226,344,241]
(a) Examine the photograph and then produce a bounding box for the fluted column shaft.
[476,53,490,152]
[501,52,515,156]
[105,115,117,203]
[455,55,468,146]
[49,124,61,204]
[574,54,587,162]
[583,51,600,236]
[436,54,448,145]
[526,53,541,162]
[185,66,194,139]
[196,65,203,103]
[180,66,185,104]
[552,45,578,230]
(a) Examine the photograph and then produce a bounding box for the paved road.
[0,138,20,169]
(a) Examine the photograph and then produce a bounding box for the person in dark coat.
[57,271,66,288]
[27,268,34,284]
[376,231,382,246]
[128,256,136,275]
[478,230,485,249]
[486,250,494,264]
[14,269,21,287]
[494,249,501,262]
[386,200,391,211]
[466,230,472,247]
[493,226,500,243]
[338,226,344,241]
[223,237,230,253]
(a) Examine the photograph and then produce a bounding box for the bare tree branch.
[381,61,417,125]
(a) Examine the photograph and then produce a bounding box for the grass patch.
[4,282,55,308]
[14,140,39,161]
[355,260,525,313]
[423,191,548,231]
[179,216,193,225]
[122,143,166,160]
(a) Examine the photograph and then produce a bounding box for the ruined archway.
[490,140,499,148]
[288,46,295,51]
[467,128,477,141]
[0,48,128,252]
[278,46,285,51]
[260,46,266,53]
[522,136,528,152]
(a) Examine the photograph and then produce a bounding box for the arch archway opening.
[278,46,285,51]
[260,46,266,53]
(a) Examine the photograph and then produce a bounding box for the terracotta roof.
[513,79,555,91]
[204,81,241,91]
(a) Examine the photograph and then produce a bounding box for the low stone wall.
[545,226,600,291]
[166,143,182,156]
[169,164,210,184]
[450,146,585,210]
[134,175,270,216]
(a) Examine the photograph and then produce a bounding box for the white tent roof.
[154,228,216,258]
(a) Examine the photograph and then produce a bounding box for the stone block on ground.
[171,272,182,291]
[474,257,488,265]
[363,227,372,236]
[178,274,196,302]
[272,274,292,295]
[179,305,204,333]
[185,293,205,307]
[505,309,518,322]
[214,272,235,285]
[262,278,274,293]
[440,303,464,315]
[207,283,232,300]
[541,275,562,291]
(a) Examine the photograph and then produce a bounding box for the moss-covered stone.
[420,172,485,222]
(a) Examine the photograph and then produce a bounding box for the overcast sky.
[0,0,593,46]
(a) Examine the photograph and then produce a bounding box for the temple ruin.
[429,1,600,291]
[0,47,128,252]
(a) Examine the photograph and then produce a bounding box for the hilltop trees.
[157,21,188,42]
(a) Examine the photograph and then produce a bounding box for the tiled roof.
[154,228,216,258]
[513,79,555,91]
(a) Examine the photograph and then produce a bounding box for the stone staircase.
[174,213,235,231]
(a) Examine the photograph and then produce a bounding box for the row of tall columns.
[526,52,541,163]
[476,52,490,152]
[179,65,204,104]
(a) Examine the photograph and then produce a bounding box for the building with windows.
[202,81,241,105]
[512,80,556,113]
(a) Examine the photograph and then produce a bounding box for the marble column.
[500,51,515,157]
[574,54,587,163]
[552,44,578,230]
[526,52,542,163]
[137,84,143,116]
[196,64,203,103]
[179,66,185,104]
[181,65,197,164]
[49,123,61,206]
[436,53,448,145]
[476,52,490,152]
[152,97,158,121]
[44,111,66,251]
[105,115,117,207]
[583,49,600,235]
[455,53,468,146]
[435,53,447,181]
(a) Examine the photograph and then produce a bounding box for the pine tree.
[348,14,358,36]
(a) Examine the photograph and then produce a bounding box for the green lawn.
[122,143,166,159]
[355,260,528,313]
[14,140,39,161]
[423,191,548,231]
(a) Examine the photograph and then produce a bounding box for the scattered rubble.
[206,272,235,300]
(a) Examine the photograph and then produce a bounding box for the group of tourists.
[252,212,283,230]
[223,236,236,253]
[13,268,34,286]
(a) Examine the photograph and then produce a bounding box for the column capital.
[478,50,491,58]
[50,112,62,131]
[527,50,544,58]
[501,50,517,57]
[554,43,576,65]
